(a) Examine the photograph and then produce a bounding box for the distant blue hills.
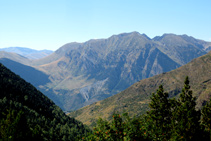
[0,47,53,60]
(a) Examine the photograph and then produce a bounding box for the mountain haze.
[0,47,53,60]
[31,32,209,111]
[0,51,31,65]
[69,51,211,127]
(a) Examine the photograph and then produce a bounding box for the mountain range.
[69,51,211,127]
[0,32,211,112]
[0,47,53,60]
[32,32,210,111]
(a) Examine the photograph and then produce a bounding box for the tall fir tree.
[201,98,211,140]
[146,85,172,140]
[171,76,200,140]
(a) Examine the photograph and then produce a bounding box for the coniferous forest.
[0,63,90,140]
[0,62,211,140]
[83,77,211,141]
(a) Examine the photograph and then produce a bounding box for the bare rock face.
[30,32,208,111]
[1,32,209,111]
[69,51,211,127]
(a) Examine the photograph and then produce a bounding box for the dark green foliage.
[83,113,149,141]
[171,76,201,140]
[202,100,211,131]
[0,110,29,140]
[146,85,172,140]
[0,63,90,140]
[85,77,211,140]
[201,98,211,140]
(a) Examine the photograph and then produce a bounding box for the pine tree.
[146,85,172,140]
[171,76,200,140]
[201,98,211,140]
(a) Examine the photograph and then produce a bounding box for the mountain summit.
[29,32,210,111]
[69,51,211,126]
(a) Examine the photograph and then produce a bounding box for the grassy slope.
[69,51,211,127]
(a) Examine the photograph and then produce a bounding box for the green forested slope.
[83,78,211,140]
[0,63,90,140]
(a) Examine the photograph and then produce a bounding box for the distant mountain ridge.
[0,32,210,112]
[0,47,53,60]
[30,32,210,111]
[69,51,211,127]
[0,51,31,65]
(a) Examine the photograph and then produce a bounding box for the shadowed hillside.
[0,63,90,140]
[0,51,31,65]
[0,58,64,110]
[0,58,50,87]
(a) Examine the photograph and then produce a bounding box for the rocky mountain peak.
[4,32,209,112]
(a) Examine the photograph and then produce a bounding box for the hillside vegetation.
[84,78,211,140]
[0,63,90,140]
[69,51,211,127]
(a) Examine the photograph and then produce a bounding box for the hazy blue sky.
[0,0,211,50]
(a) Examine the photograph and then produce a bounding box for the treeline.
[84,77,211,140]
[0,63,90,140]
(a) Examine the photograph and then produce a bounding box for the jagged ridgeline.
[69,51,211,127]
[0,63,90,140]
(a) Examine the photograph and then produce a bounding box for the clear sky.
[0,0,211,51]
